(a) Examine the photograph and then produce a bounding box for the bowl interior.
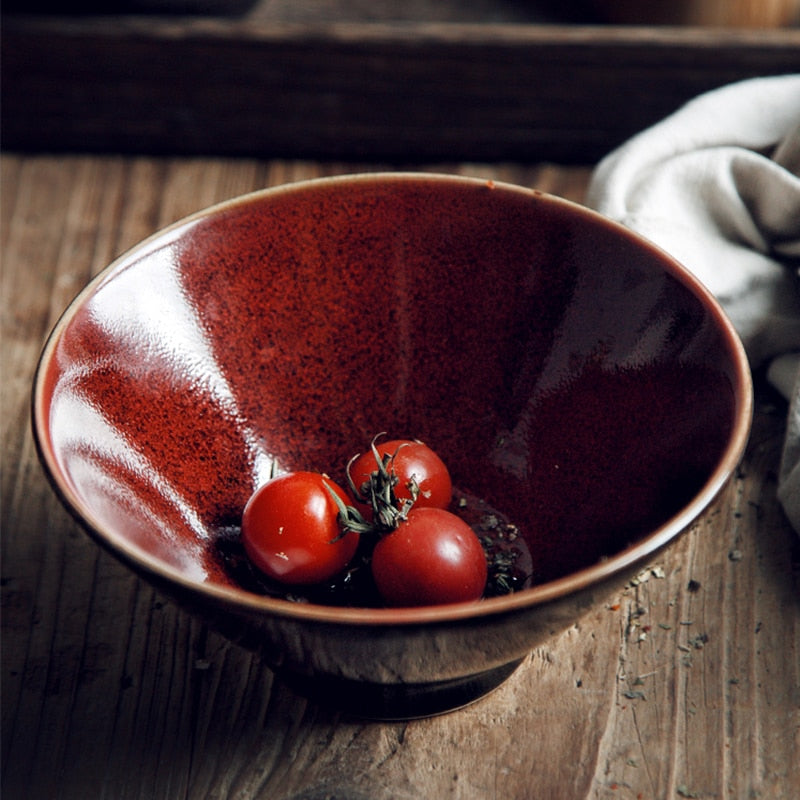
[35,174,748,603]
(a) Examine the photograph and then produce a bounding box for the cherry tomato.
[242,471,359,585]
[348,439,452,511]
[370,507,487,607]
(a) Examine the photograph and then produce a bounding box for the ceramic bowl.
[33,173,752,719]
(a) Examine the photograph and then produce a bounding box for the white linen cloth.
[586,75,800,533]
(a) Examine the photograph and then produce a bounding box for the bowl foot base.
[279,657,525,720]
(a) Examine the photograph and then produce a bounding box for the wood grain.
[3,10,800,163]
[2,154,798,800]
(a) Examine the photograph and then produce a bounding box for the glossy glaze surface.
[33,173,751,716]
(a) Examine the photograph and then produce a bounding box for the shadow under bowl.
[32,173,752,719]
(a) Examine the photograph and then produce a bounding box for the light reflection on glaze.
[49,241,275,578]
[53,390,209,544]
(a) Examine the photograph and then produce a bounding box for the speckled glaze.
[33,173,752,718]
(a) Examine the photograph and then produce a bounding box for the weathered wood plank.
[3,16,799,162]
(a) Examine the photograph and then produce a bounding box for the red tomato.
[242,472,359,585]
[370,507,487,607]
[348,439,452,512]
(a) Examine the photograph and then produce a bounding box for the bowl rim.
[31,171,754,627]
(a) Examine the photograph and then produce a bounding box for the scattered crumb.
[688,633,709,650]
[623,689,646,700]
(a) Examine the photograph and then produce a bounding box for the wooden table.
[3,152,799,800]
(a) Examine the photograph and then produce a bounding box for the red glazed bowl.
[32,173,752,719]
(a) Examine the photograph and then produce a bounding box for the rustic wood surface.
[3,3,800,162]
[2,153,799,800]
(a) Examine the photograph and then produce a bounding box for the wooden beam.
[3,15,799,161]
